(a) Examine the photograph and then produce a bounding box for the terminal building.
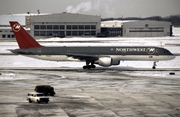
[0,13,172,39]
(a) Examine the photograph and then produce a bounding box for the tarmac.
[0,68,180,117]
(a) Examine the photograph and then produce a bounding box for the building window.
[66,31,71,36]
[53,25,59,29]
[40,31,46,36]
[145,24,148,28]
[79,31,84,36]
[34,31,39,36]
[91,25,96,29]
[85,31,90,35]
[8,35,11,38]
[91,31,96,35]
[85,25,90,29]
[11,35,14,38]
[60,25,65,29]
[66,25,71,29]
[79,25,84,29]
[47,31,52,36]
[47,25,52,29]
[53,31,58,37]
[2,35,6,38]
[40,25,46,29]
[59,31,65,35]
[72,25,78,29]
[72,31,78,36]
[34,25,39,29]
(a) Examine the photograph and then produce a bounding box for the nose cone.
[170,55,176,60]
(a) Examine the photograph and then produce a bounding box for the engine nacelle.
[95,57,120,67]
[96,57,112,67]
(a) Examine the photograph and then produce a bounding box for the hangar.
[122,20,172,37]
[100,21,123,37]
[28,13,101,38]
[0,13,172,39]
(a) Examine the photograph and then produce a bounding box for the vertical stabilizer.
[9,21,42,48]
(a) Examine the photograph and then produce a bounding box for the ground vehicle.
[27,92,49,103]
[34,85,56,96]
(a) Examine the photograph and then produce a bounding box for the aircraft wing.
[66,53,98,61]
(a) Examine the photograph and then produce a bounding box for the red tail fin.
[9,21,42,48]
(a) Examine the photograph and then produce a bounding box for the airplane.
[9,21,175,69]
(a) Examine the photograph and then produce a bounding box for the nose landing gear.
[152,61,157,69]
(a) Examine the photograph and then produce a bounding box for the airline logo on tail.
[13,23,21,32]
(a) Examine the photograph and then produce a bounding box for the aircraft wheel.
[152,66,156,69]
[83,65,96,69]
[91,65,96,68]
[83,66,87,69]
[87,66,92,69]
[29,99,32,103]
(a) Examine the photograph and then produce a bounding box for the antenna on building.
[37,10,40,15]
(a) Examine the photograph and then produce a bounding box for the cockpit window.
[164,50,170,54]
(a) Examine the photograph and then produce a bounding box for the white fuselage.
[26,54,175,62]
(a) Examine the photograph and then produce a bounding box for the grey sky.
[0,0,179,18]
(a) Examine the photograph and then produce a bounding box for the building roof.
[30,12,101,23]
[122,20,171,26]
[0,13,49,26]
[0,14,26,25]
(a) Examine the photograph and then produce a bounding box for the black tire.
[83,66,87,69]
[37,100,40,103]
[46,101,49,104]
[92,65,96,68]
[50,93,54,96]
[29,99,32,103]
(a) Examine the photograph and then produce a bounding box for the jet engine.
[95,57,120,67]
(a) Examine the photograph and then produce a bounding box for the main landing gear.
[83,61,96,69]
[152,61,157,69]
